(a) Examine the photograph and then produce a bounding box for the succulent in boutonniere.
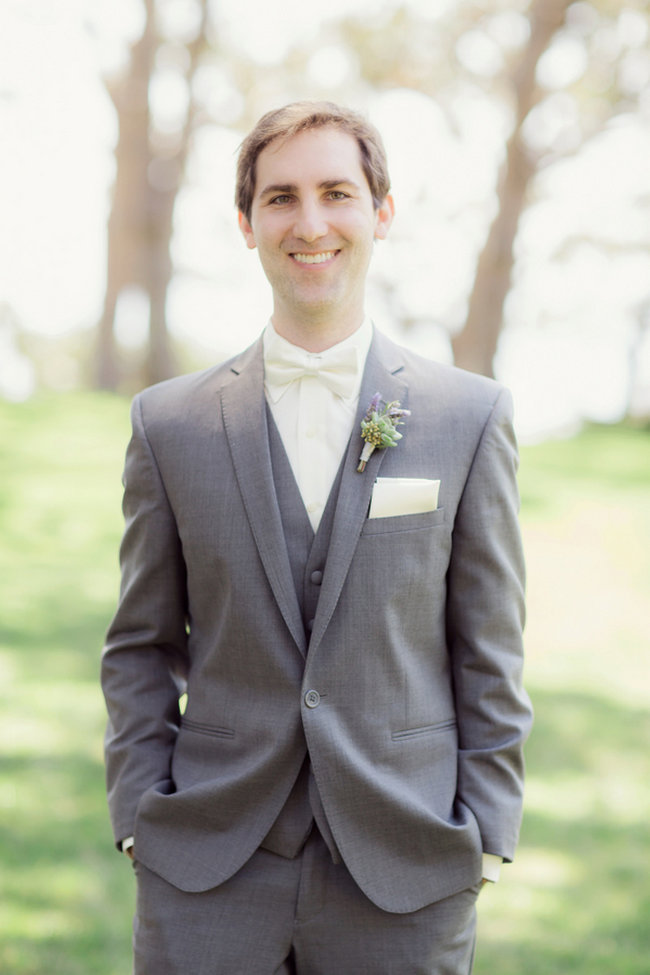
[357,392,411,472]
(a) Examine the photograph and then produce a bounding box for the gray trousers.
[132,829,479,975]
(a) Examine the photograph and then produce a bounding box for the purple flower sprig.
[357,393,411,472]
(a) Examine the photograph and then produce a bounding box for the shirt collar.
[263,318,373,404]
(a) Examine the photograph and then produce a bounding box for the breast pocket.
[361,507,446,535]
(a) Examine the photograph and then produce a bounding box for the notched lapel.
[221,340,306,656]
[309,333,408,653]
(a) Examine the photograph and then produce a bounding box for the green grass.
[475,423,650,974]
[1,396,648,974]
[0,394,132,975]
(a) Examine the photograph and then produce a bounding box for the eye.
[327,190,349,201]
[269,194,292,206]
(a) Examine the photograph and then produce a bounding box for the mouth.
[290,250,339,265]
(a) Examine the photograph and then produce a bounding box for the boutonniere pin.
[357,392,411,472]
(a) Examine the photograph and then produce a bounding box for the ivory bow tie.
[265,344,359,400]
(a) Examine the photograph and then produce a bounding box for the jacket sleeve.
[446,386,532,862]
[101,394,190,846]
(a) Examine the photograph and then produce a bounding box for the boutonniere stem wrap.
[357,393,411,472]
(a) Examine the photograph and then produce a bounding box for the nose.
[292,200,328,243]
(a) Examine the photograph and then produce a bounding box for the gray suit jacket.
[102,329,532,913]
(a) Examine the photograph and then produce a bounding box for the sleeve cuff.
[120,836,135,854]
[481,853,503,883]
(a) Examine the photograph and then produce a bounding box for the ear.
[238,211,257,250]
[374,194,395,241]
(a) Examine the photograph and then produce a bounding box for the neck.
[271,307,365,353]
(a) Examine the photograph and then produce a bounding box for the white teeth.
[292,251,336,264]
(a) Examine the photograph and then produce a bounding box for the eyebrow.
[257,178,362,199]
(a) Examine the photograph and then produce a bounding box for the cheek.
[347,213,380,245]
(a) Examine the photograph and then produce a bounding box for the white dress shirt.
[263,318,373,532]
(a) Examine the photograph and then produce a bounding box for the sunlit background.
[2,0,649,439]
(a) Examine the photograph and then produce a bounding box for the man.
[102,101,532,974]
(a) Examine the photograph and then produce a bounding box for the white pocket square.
[369,477,441,519]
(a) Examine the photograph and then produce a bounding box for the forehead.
[254,126,368,195]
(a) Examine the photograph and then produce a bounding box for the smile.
[291,251,338,264]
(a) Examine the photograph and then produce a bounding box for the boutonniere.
[357,392,411,472]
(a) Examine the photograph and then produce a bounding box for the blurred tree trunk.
[452,0,570,377]
[94,0,208,391]
[95,0,155,390]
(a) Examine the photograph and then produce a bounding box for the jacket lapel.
[309,331,408,653]
[220,338,307,656]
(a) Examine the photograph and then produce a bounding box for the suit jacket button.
[310,570,323,585]
[304,690,320,709]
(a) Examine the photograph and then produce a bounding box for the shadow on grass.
[475,686,650,975]
[518,422,650,519]
[526,686,650,776]
[1,753,134,975]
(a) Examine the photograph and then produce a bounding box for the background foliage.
[2,0,650,431]
[1,394,648,973]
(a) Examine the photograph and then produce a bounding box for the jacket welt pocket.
[181,717,235,739]
[362,507,445,536]
[391,718,457,741]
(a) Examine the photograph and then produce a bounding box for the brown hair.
[235,101,391,221]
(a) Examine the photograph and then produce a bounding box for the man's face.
[238,126,393,334]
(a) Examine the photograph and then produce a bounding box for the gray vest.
[260,408,344,861]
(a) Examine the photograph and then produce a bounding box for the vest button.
[304,690,321,709]
[310,570,323,585]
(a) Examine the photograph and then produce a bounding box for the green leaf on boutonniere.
[357,392,411,472]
